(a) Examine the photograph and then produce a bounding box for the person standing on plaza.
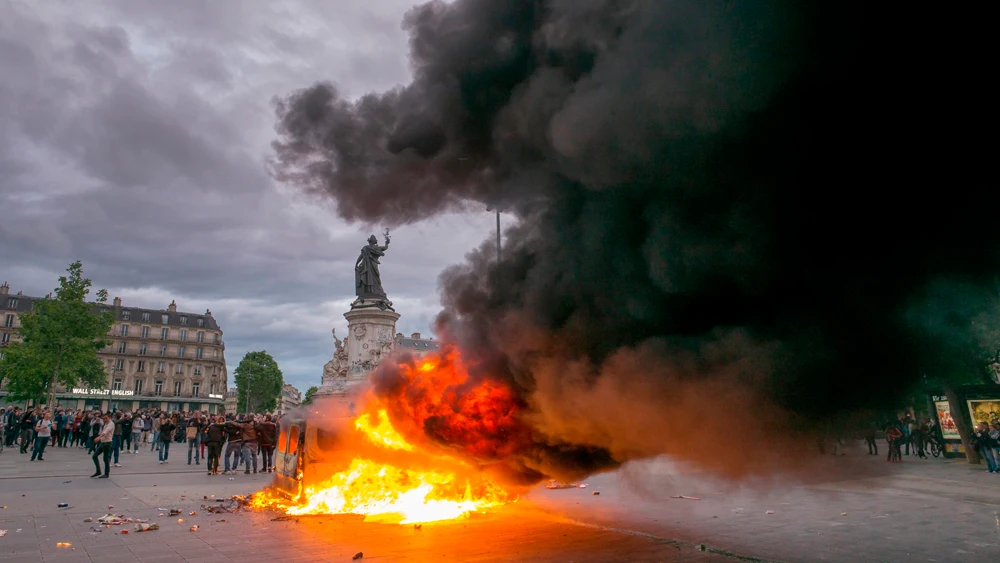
[256,414,277,473]
[204,416,226,475]
[151,413,162,451]
[240,415,259,474]
[109,412,123,466]
[158,414,176,464]
[140,414,150,444]
[52,409,64,448]
[19,408,37,453]
[972,422,997,473]
[186,413,204,465]
[130,414,142,453]
[121,413,134,453]
[91,413,114,478]
[88,413,101,453]
[4,407,21,447]
[30,411,53,461]
[223,415,243,474]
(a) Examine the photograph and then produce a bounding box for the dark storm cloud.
[272,0,993,482]
[0,0,478,394]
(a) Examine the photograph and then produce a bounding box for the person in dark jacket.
[204,416,227,475]
[19,409,38,453]
[158,415,177,464]
[256,415,278,473]
[223,417,244,474]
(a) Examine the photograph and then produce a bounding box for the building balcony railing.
[110,334,225,347]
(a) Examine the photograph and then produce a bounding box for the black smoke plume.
[271,1,993,481]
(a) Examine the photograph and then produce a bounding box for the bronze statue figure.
[355,231,390,298]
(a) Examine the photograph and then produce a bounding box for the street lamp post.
[486,205,501,263]
[244,368,253,414]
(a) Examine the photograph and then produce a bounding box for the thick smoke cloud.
[272,0,993,480]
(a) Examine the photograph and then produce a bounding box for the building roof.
[2,292,220,331]
[394,337,441,352]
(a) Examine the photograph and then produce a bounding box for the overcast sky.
[0,0,499,394]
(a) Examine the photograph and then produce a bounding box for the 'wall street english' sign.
[71,388,134,396]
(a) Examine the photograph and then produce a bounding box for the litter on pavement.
[670,495,701,501]
[545,480,588,489]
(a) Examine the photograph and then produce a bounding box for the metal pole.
[245,369,252,414]
[496,209,501,263]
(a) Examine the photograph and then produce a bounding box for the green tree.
[0,261,113,406]
[301,385,319,406]
[907,278,1000,464]
[233,350,283,413]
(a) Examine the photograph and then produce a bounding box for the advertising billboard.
[966,399,1000,429]
[934,401,960,440]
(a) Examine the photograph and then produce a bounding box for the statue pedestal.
[344,305,400,377]
[317,302,400,398]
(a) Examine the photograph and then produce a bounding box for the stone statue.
[322,328,349,387]
[355,230,391,299]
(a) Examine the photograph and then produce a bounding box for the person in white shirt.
[30,412,53,461]
[91,413,114,478]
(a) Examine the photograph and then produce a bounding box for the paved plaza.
[1,440,998,562]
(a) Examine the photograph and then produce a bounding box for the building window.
[161,314,169,324]
[192,382,200,397]
[161,328,168,340]
[180,329,187,341]
[139,343,147,356]
[175,363,184,374]
[120,324,129,337]
[194,365,202,376]
[159,345,167,357]
[134,378,143,394]
[141,326,150,338]
[112,378,123,391]
[121,310,130,321]
[137,360,145,373]
[4,314,14,328]
[196,347,203,359]
[2,333,11,344]
[214,333,220,344]
[178,346,186,358]
[214,349,219,358]
[142,312,150,322]
[197,331,204,343]
[154,380,163,395]
[197,317,205,327]
[118,341,127,354]
[174,381,183,396]
[7,298,18,309]
[157,362,165,374]
[115,359,125,371]
[210,383,217,394]
[180,316,188,325]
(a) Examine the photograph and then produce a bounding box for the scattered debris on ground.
[593,492,600,496]
[0,530,7,537]
[413,524,422,530]
[765,510,775,515]
[135,523,159,532]
[545,480,588,489]
[56,542,72,547]
[83,517,93,523]
[189,525,200,532]
[353,552,364,560]
[670,495,701,501]
[168,509,182,516]
[271,515,299,522]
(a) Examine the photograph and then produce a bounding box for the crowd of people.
[1,405,281,478]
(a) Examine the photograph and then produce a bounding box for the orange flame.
[251,380,520,524]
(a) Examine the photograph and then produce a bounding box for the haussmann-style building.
[0,283,229,413]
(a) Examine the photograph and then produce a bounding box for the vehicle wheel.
[931,443,941,458]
